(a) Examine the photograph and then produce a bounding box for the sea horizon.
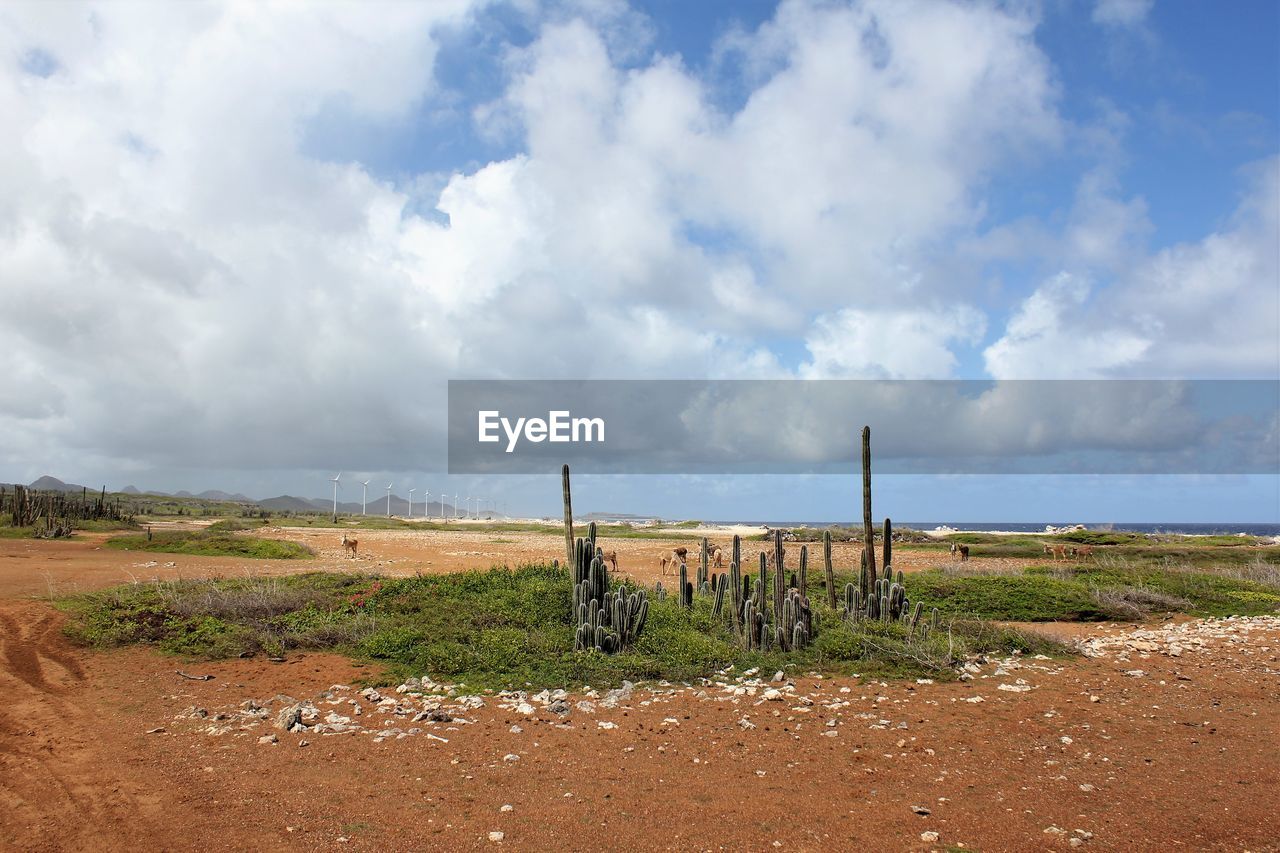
[701,521,1280,536]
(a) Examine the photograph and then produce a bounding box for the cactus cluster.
[841,559,939,640]
[724,532,816,652]
[572,522,649,653]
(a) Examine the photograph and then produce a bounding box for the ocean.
[711,521,1280,536]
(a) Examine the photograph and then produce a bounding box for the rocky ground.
[1,530,1278,850]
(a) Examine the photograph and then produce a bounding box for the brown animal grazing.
[659,550,684,576]
[949,542,969,561]
[1071,544,1094,560]
[1048,543,1069,561]
[341,534,358,557]
[601,550,618,571]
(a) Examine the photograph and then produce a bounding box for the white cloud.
[985,158,1280,379]
[801,305,986,379]
[1091,0,1155,28]
[0,0,1267,492]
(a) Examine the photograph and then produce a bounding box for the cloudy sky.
[1,0,1276,522]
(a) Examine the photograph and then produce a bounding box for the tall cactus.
[798,544,808,595]
[729,535,743,630]
[882,517,892,572]
[772,530,785,625]
[711,573,728,617]
[699,537,709,589]
[861,426,876,579]
[561,464,574,566]
[823,529,836,609]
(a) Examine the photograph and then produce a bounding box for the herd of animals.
[336,530,1098,569]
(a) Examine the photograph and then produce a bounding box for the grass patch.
[105,530,313,559]
[889,560,1280,621]
[61,565,1071,689]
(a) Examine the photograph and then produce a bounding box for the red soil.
[1,531,1277,851]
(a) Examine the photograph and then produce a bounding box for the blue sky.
[0,0,1276,521]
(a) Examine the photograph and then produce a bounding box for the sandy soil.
[2,529,1278,851]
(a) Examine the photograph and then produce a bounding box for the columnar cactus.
[882,517,892,571]
[798,544,808,595]
[772,530,785,625]
[571,532,649,653]
[679,562,692,608]
[823,530,836,609]
[862,426,876,579]
[699,537,709,589]
[711,573,728,617]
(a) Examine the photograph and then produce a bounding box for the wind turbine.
[424,490,431,522]
[361,480,369,516]
[408,488,416,519]
[330,473,341,522]
[386,483,393,517]
[454,493,460,520]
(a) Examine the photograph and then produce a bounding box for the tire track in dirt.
[0,601,158,850]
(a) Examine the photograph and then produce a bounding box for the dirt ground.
[2,528,1278,851]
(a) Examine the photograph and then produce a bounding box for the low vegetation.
[61,564,1069,689]
[891,558,1280,621]
[105,529,314,560]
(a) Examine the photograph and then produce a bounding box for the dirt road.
[2,531,1277,850]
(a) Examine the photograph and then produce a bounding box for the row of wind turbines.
[328,473,500,521]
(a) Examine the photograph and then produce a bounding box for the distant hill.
[28,475,89,493]
[197,489,253,502]
[8,477,465,518]
[259,495,322,512]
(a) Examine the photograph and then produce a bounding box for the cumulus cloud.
[985,159,1280,379]
[801,305,986,379]
[0,0,1271,494]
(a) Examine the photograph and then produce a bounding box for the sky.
[0,0,1276,522]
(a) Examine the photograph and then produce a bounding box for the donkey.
[341,533,358,557]
[949,542,970,562]
[1043,542,1069,561]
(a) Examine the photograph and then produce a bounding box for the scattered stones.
[488,830,505,842]
[921,831,940,843]
[258,734,278,745]
[912,805,931,816]
[274,704,303,731]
